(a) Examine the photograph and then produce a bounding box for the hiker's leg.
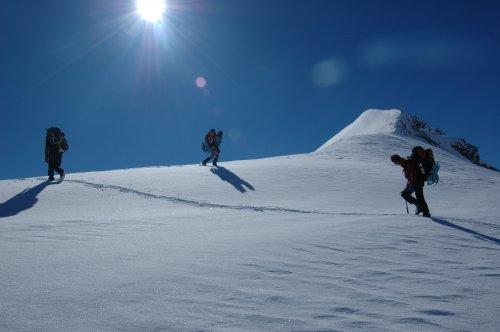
[48,166,55,179]
[401,186,418,205]
[415,186,430,217]
[51,156,63,176]
[202,156,211,165]
[212,149,219,165]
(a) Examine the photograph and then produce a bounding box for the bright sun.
[136,0,167,23]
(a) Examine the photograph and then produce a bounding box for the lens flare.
[195,76,207,88]
[136,0,167,23]
[311,58,348,88]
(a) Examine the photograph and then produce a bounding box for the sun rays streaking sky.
[0,0,499,179]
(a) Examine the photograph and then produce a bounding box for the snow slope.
[317,109,402,148]
[1,110,499,331]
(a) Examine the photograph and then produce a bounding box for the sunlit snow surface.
[1,113,499,330]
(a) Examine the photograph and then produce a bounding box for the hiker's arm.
[44,139,49,162]
[408,164,419,186]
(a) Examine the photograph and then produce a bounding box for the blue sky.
[1,0,499,180]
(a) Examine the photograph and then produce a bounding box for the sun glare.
[136,0,167,23]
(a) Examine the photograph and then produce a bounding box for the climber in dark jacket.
[391,154,430,217]
[45,128,68,181]
[202,130,223,166]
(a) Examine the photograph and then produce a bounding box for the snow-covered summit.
[317,109,402,148]
[317,109,497,170]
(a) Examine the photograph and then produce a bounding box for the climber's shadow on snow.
[432,218,500,245]
[210,166,255,193]
[0,181,57,218]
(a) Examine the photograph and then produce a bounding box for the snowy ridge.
[317,109,402,148]
[318,109,497,171]
[1,113,499,331]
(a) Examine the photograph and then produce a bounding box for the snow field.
[1,110,499,331]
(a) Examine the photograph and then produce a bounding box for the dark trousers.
[48,157,64,178]
[202,149,219,165]
[401,184,430,217]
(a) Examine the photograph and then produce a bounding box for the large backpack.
[411,146,439,185]
[201,129,216,153]
[46,127,68,152]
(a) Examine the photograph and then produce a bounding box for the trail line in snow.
[67,179,402,217]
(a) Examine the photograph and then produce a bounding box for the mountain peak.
[317,109,497,171]
[317,109,402,149]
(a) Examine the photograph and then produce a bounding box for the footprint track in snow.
[66,179,404,217]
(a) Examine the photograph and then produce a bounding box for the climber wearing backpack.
[410,146,439,185]
[45,127,68,181]
[201,129,223,166]
[391,153,431,218]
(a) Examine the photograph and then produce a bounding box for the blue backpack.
[427,161,440,186]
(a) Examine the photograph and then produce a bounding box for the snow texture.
[1,110,499,331]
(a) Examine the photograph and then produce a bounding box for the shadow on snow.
[432,218,500,246]
[210,166,255,193]
[0,181,58,218]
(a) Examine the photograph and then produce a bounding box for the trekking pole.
[405,201,409,214]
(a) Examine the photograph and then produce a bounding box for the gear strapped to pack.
[46,127,69,153]
[410,146,439,185]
